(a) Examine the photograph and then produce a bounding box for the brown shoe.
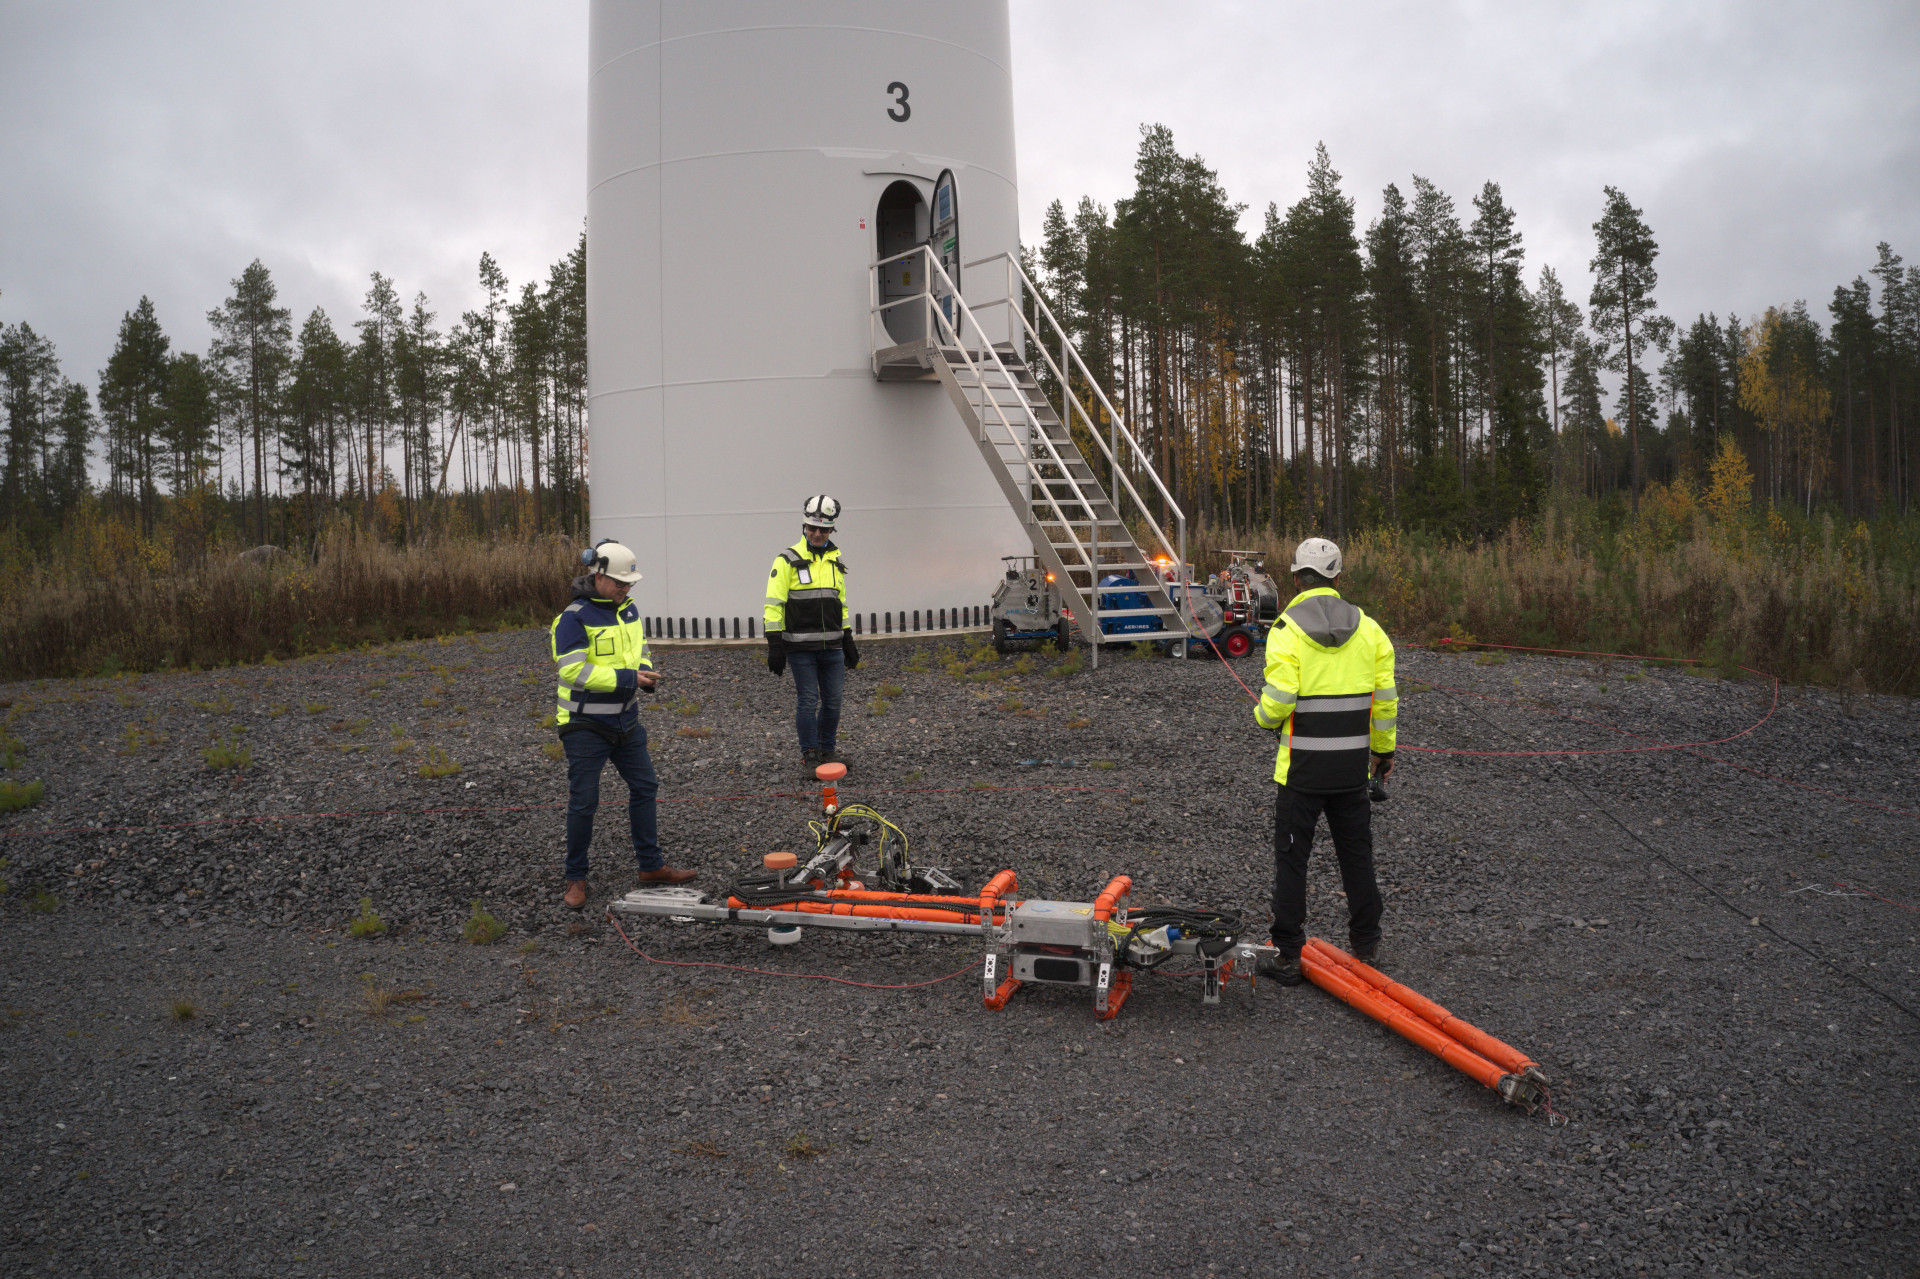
[563,879,588,910]
[636,865,697,885]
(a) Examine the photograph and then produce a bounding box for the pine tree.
[1365,184,1416,518]
[1562,332,1608,497]
[50,380,96,516]
[355,272,403,510]
[1,322,65,529]
[394,293,443,537]
[1664,315,1733,482]
[1826,281,1875,515]
[285,308,351,529]
[207,261,292,544]
[544,228,588,533]
[162,352,217,495]
[1588,187,1671,514]
[472,253,510,521]
[97,297,172,532]
[1535,266,1582,489]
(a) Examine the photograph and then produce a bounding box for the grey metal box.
[1007,899,1096,947]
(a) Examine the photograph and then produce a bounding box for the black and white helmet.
[802,494,841,529]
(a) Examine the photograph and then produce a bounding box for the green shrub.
[202,731,252,771]
[27,887,60,913]
[463,899,506,945]
[417,745,461,779]
[1046,650,1085,679]
[0,779,44,811]
[348,897,387,938]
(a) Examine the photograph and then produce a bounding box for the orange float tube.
[1299,950,1507,1092]
[1091,875,1132,923]
[1305,938,1540,1076]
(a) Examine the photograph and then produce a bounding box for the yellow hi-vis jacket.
[1253,586,1398,792]
[550,576,653,731]
[764,539,848,651]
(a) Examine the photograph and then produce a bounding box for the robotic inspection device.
[988,556,1074,653]
[608,765,1551,1114]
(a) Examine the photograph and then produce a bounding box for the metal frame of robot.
[606,777,1552,1114]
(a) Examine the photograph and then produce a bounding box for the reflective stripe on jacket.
[763,539,848,650]
[550,575,653,731]
[1252,586,1398,792]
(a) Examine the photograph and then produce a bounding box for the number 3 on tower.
[886,81,910,122]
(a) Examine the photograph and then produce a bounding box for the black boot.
[800,748,821,779]
[1256,952,1305,986]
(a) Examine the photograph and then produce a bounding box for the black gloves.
[1371,751,1394,781]
[841,629,860,671]
[766,632,786,677]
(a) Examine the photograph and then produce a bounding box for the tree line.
[1031,125,1920,540]
[0,232,587,558]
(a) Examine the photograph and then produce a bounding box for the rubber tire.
[991,618,1010,655]
[1223,628,1254,658]
[1055,617,1073,651]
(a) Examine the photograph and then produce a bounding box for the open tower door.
[929,169,960,333]
[876,180,930,345]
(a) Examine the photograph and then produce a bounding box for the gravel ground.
[2,626,1916,1278]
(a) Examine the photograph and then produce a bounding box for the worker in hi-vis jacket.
[764,494,859,777]
[550,540,697,911]
[1251,537,1398,984]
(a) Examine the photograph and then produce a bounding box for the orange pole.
[1300,951,1508,1093]
[728,898,1005,925]
[1091,875,1132,923]
[817,888,997,907]
[1305,938,1539,1075]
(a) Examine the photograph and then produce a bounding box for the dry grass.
[360,974,425,1019]
[1184,519,1920,696]
[0,529,577,680]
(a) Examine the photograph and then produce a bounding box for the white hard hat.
[586,540,643,584]
[1290,537,1342,579]
[802,494,841,528]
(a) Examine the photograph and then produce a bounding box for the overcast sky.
[3,1,1916,394]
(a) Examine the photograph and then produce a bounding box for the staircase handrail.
[962,252,1186,578]
[876,247,1113,584]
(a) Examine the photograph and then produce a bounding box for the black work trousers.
[1270,783,1383,957]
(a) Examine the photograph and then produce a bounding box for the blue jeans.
[787,648,845,754]
[561,725,662,880]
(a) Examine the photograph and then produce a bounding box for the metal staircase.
[870,248,1189,656]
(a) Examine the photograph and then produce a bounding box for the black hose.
[1116,906,1244,970]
